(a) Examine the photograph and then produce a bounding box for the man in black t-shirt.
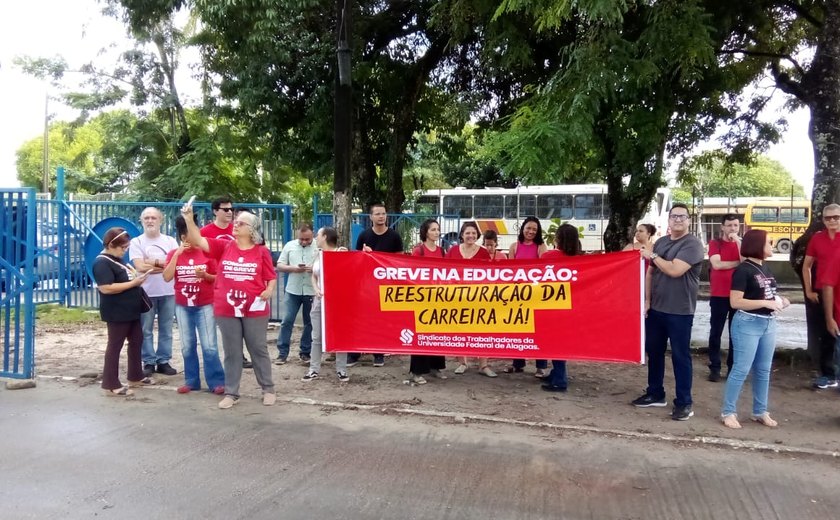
[348,203,403,367]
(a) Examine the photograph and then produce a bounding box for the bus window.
[443,195,473,218]
[537,194,573,220]
[517,195,536,218]
[504,195,518,219]
[474,195,504,218]
[574,194,606,219]
[779,207,808,224]
[415,195,439,215]
[750,207,778,223]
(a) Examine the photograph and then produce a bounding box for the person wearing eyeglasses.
[93,227,152,397]
[802,203,840,389]
[182,205,278,409]
[130,207,179,378]
[633,203,705,421]
[201,196,235,241]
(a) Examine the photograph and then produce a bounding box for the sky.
[0,0,815,196]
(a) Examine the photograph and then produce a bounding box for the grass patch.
[35,304,99,326]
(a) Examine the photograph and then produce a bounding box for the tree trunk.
[333,0,352,248]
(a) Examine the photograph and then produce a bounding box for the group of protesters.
[92,196,840,424]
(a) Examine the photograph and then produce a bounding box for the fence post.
[56,167,69,304]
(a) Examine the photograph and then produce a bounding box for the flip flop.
[104,386,134,397]
[128,377,155,388]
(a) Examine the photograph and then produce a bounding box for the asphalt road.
[1,381,838,520]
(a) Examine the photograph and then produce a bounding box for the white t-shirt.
[129,233,178,297]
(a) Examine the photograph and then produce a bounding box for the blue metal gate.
[0,188,36,379]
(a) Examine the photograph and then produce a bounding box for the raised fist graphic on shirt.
[226,289,248,317]
[181,284,200,307]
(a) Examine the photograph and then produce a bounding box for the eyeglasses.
[669,214,689,222]
[217,208,234,213]
[234,221,252,228]
[824,215,840,222]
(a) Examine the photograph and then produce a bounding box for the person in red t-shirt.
[821,253,840,364]
[182,204,278,410]
[803,203,840,388]
[200,196,235,241]
[706,214,742,381]
[163,216,225,395]
[540,224,582,392]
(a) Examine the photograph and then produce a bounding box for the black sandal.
[502,366,524,374]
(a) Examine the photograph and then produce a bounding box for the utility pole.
[333,0,353,248]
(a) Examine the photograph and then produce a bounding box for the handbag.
[97,254,153,313]
[139,287,153,313]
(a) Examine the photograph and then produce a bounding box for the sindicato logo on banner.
[400,329,415,346]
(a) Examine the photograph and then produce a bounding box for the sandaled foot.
[410,373,428,385]
[104,386,134,397]
[128,376,155,388]
[750,413,778,427]
[479,366,498,378]
[454,364,467,374]
[429,369,448,380]
[534,368,547,378]
[721,413,741,429]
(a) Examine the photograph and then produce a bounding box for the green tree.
[675,152,806,201]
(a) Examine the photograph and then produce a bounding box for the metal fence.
[315,213,462,251]
[31,199,293,320]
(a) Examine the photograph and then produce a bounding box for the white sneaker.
[454,364,467,374]
[263,392,277,406]
[410,373,427,385]
[218,396,239,409]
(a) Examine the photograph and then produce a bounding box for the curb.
[39,374,840,460]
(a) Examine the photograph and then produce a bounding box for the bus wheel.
[776,239,792,255]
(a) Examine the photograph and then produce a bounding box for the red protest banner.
[321,250,644,363]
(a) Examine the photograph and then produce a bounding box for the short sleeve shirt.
[200,222,235,241]
[93,254,145,322]
[278,239,316,296]
[446,245,491,260]
[206,239,277,318]
[412,244,445,258]
[165,247,216,307]
[819,258,840,322]
[731,260,778,316]
[708,239,741,297]
[355,228,403,253]
[649,234,705,315]
[129,233,178,297]
[805,231,840,290]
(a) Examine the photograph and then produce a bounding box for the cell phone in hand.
[298,263,306,267]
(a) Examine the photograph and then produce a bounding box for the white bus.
[413,184,671,252]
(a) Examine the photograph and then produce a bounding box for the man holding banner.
[634,203,705,421]
[347,203,404,368]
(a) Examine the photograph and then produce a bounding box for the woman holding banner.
[408,219,449,384]
[720,229,789,429]
[540,224,582,392]
[504,216,549,377]
[302,227,351,382]
[447,222,496,377]
[181,204,278,410]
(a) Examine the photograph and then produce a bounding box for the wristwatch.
[650,253,659,261]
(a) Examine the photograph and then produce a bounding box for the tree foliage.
[674,151,806,201]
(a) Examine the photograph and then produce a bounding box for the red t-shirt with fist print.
[206,238,277,318]
[165,247,216,307]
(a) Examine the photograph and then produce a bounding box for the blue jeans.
[278,292,313,359]
[722,311,777,416]
[645,309,694,407]
[174,304,225,390]
[141,295,175,365]
[547,360,568,388]
[708,296,735,372]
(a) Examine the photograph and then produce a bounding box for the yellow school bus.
[744,199,810,254]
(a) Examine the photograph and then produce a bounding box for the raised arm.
[181,206,210,252]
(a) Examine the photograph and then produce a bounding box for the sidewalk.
[30,317,840,459]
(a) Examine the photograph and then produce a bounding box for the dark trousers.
[547,360,568,388]
[708,296,735,372]
[102,320,144,390]
[645,309,694,407]
[409,355,446,375]
[805,292,837,378]
[512,359,548,370]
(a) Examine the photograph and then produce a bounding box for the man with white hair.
[130,207,178,377]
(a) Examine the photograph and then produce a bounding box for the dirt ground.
[34,320,840,455]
